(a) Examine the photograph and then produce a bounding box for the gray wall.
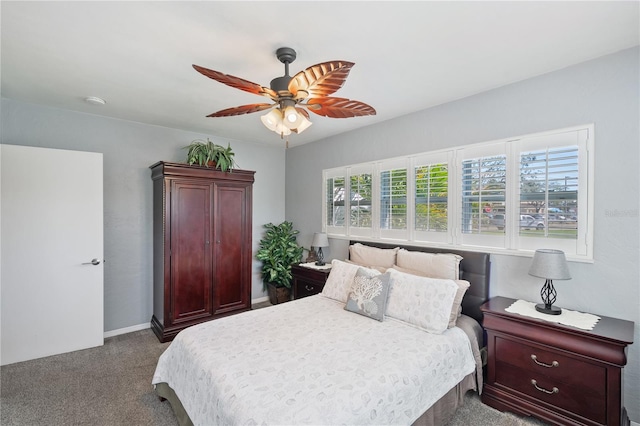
[286,47,640,420]
[0,99,286,331]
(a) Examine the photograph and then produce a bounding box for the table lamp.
[311,232,329,266]
[528,249,571,315]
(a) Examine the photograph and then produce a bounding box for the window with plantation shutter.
[519,146,578,238]
[325,175,345,227]
[348,166,373,237]
[514,128,589,256]
[321,125,592,260]
[412,159,451,244]
[380,165,408,239]
[461,154,507,235]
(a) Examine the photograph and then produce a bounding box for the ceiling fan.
[193,47,376,141]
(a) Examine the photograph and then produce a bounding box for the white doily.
[505,299,600,331]
[299,262,332,271]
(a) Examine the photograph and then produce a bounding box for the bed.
[152,241,491,425]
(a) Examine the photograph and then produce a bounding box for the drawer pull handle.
[305,285,314,291]
[531,379,559,395]
[531,354,559,368]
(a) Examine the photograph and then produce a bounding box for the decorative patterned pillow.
[390,266,470,328]
[385,268,458,334]
[348,243,399,269]
[321,260,360,303]
[396,249,462,280]
[321,260,381,303]
[345,269,391,321]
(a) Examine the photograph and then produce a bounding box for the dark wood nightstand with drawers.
[292,263,331,300]
[480,296,634,426]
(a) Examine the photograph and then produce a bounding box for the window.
[514,128,590,256]
[379,158,408,240]
[461,154,507,235]
[380,168,407,231]
[325,175,345,227]
[519,146,578,239]
[322,125,593,260]
[349,170,372,231]
[415,163,448,232]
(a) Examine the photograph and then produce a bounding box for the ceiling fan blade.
[193,64,278,100]
[207,103,275,117]
[305,97,376,118]
[295,107,310,119]
[288,61,354,100]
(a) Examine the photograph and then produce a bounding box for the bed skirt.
[155,372,477,426]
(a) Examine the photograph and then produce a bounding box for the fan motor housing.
[270,75,291,93]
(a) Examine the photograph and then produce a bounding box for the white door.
[1,144,104,365]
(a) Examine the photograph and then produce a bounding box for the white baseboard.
[104,299,269,339]
[252,296,269,304]
[630,420,639,426]
[104,322,149,339]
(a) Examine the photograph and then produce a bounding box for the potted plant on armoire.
[256,221,304,304]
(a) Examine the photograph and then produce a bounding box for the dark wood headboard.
[348,241,491,324]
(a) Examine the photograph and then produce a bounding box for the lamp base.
[315,261,326,266]
[535,304,562,315]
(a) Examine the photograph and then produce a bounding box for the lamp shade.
[528,249,571,280]
[311,232,329,248]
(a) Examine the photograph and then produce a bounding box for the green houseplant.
[184,139,238,171]
[256,221,304,304]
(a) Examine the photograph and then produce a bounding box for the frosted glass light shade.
[260,109,282,131]
[293,115,312,134]
[282,105,303,129]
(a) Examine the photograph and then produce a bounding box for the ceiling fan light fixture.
[274,120,292,136]
[293,115,313,134]
[260,109,282,132]
[282,105,303,129]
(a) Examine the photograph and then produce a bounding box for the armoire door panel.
[170,181,213,323]
[214,184,247,310]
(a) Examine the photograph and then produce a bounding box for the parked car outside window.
[490,214,545,230]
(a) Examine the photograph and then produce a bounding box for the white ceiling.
[2,1,638,148]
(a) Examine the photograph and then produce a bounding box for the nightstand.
[292,263,331,300]
[480,296,634,426]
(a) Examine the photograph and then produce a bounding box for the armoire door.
[169,180,213,325]
[213,182,251,313]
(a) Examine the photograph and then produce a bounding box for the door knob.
[82,258,101,266]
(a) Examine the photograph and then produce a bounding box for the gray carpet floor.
[1,306,550,426]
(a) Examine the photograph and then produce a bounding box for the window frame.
[321,124,594,261]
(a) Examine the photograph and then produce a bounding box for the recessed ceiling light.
[84,96,106,106]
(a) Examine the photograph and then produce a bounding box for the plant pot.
[267,282,291,305]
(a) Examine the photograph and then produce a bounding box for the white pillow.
[385,268,458,334]
[344,259,388,273]
[349,243,398,269]
[389,266,470,328]
[321,259,380,303]
[396,249,462,280]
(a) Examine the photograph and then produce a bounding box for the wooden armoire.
[150,162,255,342]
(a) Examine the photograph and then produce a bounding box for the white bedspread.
[152,295,476,425]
